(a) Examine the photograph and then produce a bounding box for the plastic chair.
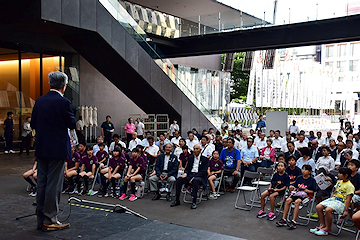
[234,171,260,211]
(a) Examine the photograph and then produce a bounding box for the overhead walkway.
[147,14,360,58]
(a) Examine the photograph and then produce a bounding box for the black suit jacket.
[285,150,301,160]
[185,155,209,181]
[155,153,179,178]
[310,147,323,161]
[31,91,76,160]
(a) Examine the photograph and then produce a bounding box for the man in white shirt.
[140,132,152,147]
[186,132,199,152]
[170,131,181,148]
[109,134,126,152]
[345,139,359,159]
[325,131,335,146]
[135,118,145,140]
[295,134,308,150]
[145,136,159,165]
[169,120,179,138]
[289,120,300,135]
[255,132,267,151]
[200,135,214,158]
[316,131,326,147]
[272,130,283,149]
[239,133,248,150]
[284,130,294,142]
[281,135,292,153]
[354,133,360,150]
[75,116,84,143]
[232,120,242,131]
[128,132,141,151]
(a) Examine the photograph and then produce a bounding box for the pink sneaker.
[119,193,127,200]
[129,194,137,201]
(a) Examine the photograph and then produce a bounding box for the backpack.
[224,148,236,169]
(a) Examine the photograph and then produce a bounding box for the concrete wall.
[168,54,221,71]
[79,56,145,138]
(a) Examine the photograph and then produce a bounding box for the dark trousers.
[104,132,112,146]
[223,169,240,188]
[36,158,65,226]
[76,130,85,144]
[4,132,13,151]
[126,133,132,146]
[175,175,202,200]
[241,163,257,184]
[20,134,31,154]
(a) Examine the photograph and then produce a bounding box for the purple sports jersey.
[78,150,87,159]
[96,150,108,163]
[129,156,147,172]
[209,159,224,172]
[179,152,190,167]
[66,151,80,169]
[81,155,98,171]
[108,153,126,172]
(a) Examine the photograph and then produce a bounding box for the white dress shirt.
[186,139,199,151]
[164,154,170,171]
[272,137,283,148]
[109,140,126,151]
[295,140,308,149]
[201,144,214,158]
[317,137,326,146]
[146,144,159,156]
[129,138,141,150]
[191,155,201,173]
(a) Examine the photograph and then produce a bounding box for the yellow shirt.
[333,180,355,204]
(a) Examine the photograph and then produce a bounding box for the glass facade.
[0,47,79,139]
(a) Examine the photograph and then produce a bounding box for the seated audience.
[315,147,335,171]
[78,145,97,195]
[23,158,38,197]
[296,147,316,176]
[286,155,302,185]
[128,132,142,151]
[63,146,80,193]
[284,142,301,160]
[220,138,241,192]
[259,138,275,168]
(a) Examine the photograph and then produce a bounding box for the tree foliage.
[222,52,250,101]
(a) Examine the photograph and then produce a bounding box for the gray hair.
[49,71,68,89]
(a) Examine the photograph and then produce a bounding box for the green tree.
[222,52,250,102]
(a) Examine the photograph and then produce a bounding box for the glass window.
[338,44,346,57]
[351,43,360,57]
[337,61,346,72]
[350,60,359,72]
[326,45,334,57]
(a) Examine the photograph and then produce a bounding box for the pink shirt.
[125,123,135,134]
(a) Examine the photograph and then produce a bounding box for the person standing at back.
[101,115,114,146]
[124,117,135,146]
[31,71,76,231]
[135,118,145,140]
[3,111,15,154]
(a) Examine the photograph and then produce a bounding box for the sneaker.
[9,150,15,154]
[129,194,137,201]
[209,193,217,200]
[4,151,8,154]
[310,227,320,234]
[276,218,287,227]
[104,192,109,198]
[267,212,276,221]
[119,193,127,200]
[29,192,37,197]
[257,210,267,218]
[216,193,221,197]
[314,229,328,236]
[288,220,297,229]
[310,212,319,219]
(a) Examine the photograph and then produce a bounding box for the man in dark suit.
[149,143,179,201]
[31,71,76,231]
[310,139,323,162]
[171,144,209,209]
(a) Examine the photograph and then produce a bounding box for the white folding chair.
[286,192,318,226]
[235,171,260,211]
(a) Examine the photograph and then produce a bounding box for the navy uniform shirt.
[4,118,13,134]
[101,121,114,133]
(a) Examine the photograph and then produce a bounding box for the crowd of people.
[22,115,360,236]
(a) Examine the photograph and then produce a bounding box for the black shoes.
[170,200,180,207]
[191,203,197,209]
[152,193,161,201]
[166,193,172,202]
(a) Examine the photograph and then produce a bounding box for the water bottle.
[136,182,143,197]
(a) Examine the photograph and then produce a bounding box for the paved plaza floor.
[0,153,356,240]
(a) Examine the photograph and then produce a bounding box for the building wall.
[79,56,145,138]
